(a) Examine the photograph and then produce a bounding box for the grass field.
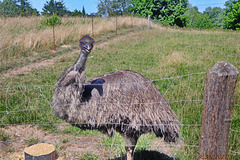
[0,16,151,72]
[0,16,240,159]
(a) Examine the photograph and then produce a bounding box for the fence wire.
[1,15,239,160]
[0,72,239,159]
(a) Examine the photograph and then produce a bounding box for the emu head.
[79,35,95,54]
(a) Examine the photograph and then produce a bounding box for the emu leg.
[123,135,138,160]
[125,145,135,160]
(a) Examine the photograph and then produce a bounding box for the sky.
[29,0,227,14]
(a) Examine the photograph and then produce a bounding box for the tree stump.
[24,143,56,160]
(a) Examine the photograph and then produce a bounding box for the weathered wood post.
[148,15,151,29]
[116,16,118,35]
[92,16,94,37]
[131,12,134,32]
[199,61,239,160]
[52,19,56,52]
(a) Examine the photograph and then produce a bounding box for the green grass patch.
[79,152,98,160]
[62,125,101,136]
[4,148,14,153]
[0,129,10,141]
[101,132,159,158]
[25,138,40,145]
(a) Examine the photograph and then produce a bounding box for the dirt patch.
[0,49,78,83]
[0,125,179,159]
[0,125,105,159]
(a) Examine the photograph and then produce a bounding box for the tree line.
[99,0,239,30]
[0,0,239,30]
[0,0,87,17]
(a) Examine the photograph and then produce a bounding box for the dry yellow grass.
[0,16,153,72]
[0,16,150,55]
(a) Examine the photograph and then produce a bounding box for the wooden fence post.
[148,15,151,29]
[92,16,94,37]
[199,61,239,160]
[131,12,134,32]
[116,16,118,35]
[52,20,56,52]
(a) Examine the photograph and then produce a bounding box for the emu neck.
[73,51,88,72]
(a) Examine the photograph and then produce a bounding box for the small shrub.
[0,130,10,141]
[41,16,62,27]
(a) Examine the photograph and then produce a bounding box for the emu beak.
[85,49,89,53]
[84,45,92,53]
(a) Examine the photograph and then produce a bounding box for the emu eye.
[81,42,84,45]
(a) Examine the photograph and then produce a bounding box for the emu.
[52,35,180,160]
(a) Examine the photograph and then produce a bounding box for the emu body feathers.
[52,35,179,160]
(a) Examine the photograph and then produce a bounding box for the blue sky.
[29,0,227,14]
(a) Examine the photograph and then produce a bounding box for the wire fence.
[0,14,239,160]
[0,71,239,159]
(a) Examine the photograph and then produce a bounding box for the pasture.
[0,16,239,159]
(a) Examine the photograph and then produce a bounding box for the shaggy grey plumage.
[52,35,180,160]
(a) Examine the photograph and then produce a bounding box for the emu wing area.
[83,70,179,142]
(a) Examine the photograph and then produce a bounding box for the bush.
[41,16,62,27]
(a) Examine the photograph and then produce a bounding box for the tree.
[42,0,69,16]
[186,6,214,29]
[203,7,224,28]
[223,0,240,30]
[130,0,189,27]
[18,0,39,16]
[0,0,19,16]
[72,9,82,17]
[0,0,38,16]
[97,0,131,17]
[203,6,212,15]
[225,0,238,10]
[82,6,86,16]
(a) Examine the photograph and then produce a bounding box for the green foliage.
[72,9,82,17]
[0,0,19,16]
[41,15,62,27]
[82,6,86,16]
[97,0,131,16]
[158,2,189,27]
[0,0,39,17]
[187,6,214,29]
[42,0,69,16]
[223,1,240,30]
[203,7,224,28]
[18,0,39,16]
[130,0,189,27]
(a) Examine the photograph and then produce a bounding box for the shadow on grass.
[109,150,178,160]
